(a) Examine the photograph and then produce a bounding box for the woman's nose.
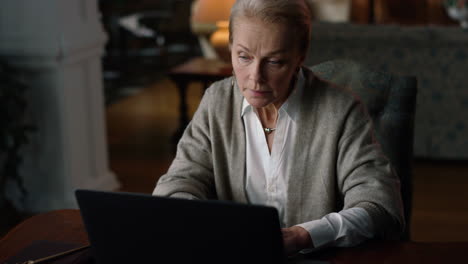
[250,62,265,83]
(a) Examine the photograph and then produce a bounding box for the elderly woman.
[154,0,404,255]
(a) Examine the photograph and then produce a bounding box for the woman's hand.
[281,226,313,255]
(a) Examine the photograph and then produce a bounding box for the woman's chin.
[245,97,273,108]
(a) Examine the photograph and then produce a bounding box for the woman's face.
[231,17,304,109]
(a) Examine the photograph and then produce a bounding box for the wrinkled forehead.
[231,16,296,52]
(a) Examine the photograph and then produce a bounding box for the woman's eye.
[238,55,250,62]
[268,60,283,66]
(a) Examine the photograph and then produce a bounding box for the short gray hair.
[229,0,312,57]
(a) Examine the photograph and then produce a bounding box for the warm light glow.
[192,0,236,24]
[210,20,231,62]
[191,0,235,60]
[210,21,229,47]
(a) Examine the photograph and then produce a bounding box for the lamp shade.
[192,0,236,24]
[191,0,236,60]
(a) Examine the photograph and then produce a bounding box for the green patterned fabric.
[311,60,417,240]
[306,22,468,159]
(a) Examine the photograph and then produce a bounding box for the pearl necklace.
[263,128,276,134]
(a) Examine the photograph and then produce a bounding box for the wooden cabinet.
[351,0,457,25]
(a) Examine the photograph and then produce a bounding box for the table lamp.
[191,0,236,61]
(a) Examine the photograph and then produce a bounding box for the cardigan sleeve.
[336,100,405,240]
[153,88,216,199]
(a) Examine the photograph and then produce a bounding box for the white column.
[0,0,120,212]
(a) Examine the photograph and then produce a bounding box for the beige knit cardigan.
[154,67,404,239]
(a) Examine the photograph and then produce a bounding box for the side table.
[168,57,232,145]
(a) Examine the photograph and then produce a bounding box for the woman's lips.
[249,89,272,97]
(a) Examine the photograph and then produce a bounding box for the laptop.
[75,189,287,264]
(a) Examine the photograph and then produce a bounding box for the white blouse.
[241,69,374,249]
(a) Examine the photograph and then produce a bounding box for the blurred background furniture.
[350,0,458,25]
[98,0,199,103]
[168,57,232,145]
[311,59,417,241]
[305,22,468,160]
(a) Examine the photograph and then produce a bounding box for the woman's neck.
[255,72,299,127]
[256,103,278,128]
[274,71,298,109]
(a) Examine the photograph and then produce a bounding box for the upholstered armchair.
[311,60,418,240]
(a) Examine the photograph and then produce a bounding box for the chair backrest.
[310,60,418,240]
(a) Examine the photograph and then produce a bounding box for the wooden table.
[0,210,89,263]
[168,57,232,144]
[1,209,467,263]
